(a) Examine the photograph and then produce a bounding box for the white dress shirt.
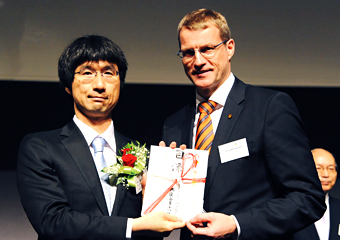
[191,73,241,237]
[315,193,330,240]
[192,73,235,147]
[73,116,133,238]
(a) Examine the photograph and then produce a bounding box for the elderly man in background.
[294,148,340,240]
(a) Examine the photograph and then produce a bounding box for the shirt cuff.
[231,215,241,239]
[126,218,133,239]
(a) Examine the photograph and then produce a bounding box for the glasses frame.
[316,165,338,174]
[74,69,119,83]
[177,39,228,60]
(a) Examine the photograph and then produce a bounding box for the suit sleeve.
[17,134,129,240]
[234,92,326,239]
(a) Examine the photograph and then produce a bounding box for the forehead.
[314,156,336,166]
[76,60,117,70]
[179,23,222,49]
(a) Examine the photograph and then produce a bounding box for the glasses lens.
[80,69,96,79]
[102,70,118,80]
[75,69,119,83]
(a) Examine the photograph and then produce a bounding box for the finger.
[186,221,198,232]
[168,221,186,229]
[189,213,208,224]
[141,173,147,187]
[159,141,166,147]
[179,144,187,150]
[166,214,183,222]
[169,142,177,149]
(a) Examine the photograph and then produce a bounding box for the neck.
[75,112,112,135]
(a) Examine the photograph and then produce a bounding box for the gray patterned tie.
[92,137,111,214]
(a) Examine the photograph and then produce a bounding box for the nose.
[92,72,106,91]
[193,50,206,67]
[321,168,329,177]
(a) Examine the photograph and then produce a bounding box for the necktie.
[92,137,108,179]
[92,137,111,213]
[195,100,217,152]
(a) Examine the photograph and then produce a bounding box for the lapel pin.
[228,114,232,119]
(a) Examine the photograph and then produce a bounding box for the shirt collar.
[196,72,235,107]
[73,115,116,152]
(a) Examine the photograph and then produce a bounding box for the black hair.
[58,35,128,94]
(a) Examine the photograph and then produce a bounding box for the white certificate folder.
[142,146,209,221]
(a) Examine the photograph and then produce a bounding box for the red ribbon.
[143,152,206,214]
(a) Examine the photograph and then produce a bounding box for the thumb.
[166,214,183,222]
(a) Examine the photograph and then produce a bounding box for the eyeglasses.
[316,166,338,174]
[177,40,228,61]
[74,68,119,83]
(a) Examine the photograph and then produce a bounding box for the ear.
[226,39,235,61]
[65,87,72,95]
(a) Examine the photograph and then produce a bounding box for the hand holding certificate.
[142,145,209,221]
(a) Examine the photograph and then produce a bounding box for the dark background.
[1,80,339,198]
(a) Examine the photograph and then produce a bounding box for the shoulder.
[231,77,298,115]
[19,121,76,151]
[163,102,195,129]
[20,128,62,147]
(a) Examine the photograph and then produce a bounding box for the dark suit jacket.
[293,195,340,240]
[17,121,144,240]
[162,78,326,240]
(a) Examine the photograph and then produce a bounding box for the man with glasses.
[162,9,326,239]
[294,148,340,240]
[17,35,184,240]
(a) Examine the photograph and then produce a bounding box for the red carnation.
[122,154,137,167]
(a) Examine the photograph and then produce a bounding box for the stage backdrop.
[0,0,339,86]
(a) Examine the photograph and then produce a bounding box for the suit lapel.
[182,101,196,148]
[111,131,130,216]
[60,121,109,216]
[307,224,320,240]
[329,196,340,240]
[205,78,246,190]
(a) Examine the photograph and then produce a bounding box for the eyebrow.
[79,64,117,70]
[181,43,216,51]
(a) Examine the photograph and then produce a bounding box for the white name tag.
[135,174,143,194]
[218,138,249,163]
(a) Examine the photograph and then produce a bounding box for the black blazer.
[293,195,340,240]
[162,78,326,240]
[17,121,143,240]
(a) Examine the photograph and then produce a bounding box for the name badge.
[218,138,249,163]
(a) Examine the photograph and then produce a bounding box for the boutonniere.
[102,141,148,189]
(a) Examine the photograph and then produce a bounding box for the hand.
[141,172,147,200]
[186,212,237,239]
[159,141,187,150]
[132,211,185,232]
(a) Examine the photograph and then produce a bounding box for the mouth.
[192,69,211,77]
[88,96,108,101]
[321,181,331,185]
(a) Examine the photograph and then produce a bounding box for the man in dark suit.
[162,9,326,239]
[17,35,184,240]
[294,148,340,240]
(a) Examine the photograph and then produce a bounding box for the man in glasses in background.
[162,9,326,239]
[17,35,184,240]
[294,148,340,240]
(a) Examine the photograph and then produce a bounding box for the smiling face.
[66,60,120,122]
[312,148,338,192]
[179,23,235,99]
